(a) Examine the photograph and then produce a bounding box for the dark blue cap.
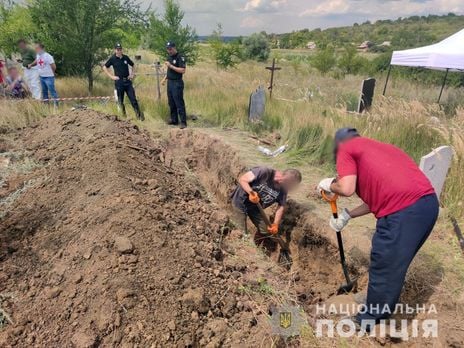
[166,41,176,48]
[115,43,123,49]
[335,128,360,144]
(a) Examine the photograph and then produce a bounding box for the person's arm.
[239,171,256,195]
[127,57,135,79]
[28,60,37,68]
[51,63,56,74]
[274,205,285,225]
[330,175,357,197]
[347,203,370,218]
[167,64,186,74]
[103,62,119,81]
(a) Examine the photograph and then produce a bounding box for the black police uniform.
[105,54,143,119]
[166,53,187,125]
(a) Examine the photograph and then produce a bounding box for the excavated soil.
[0,111,277,347]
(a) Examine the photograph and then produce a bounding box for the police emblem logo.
[124,60,127,64]
[280,312,292,329]
[173,60,177,64]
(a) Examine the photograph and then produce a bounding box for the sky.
[144,0,464,36]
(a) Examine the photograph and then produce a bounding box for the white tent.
[383,29,464,102]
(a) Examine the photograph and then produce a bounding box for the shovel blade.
[337,279,358,295]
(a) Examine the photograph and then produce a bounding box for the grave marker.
[357,78,376,113]
[419,146,453,199]
[266,58,281,99]
[248,86,266,122]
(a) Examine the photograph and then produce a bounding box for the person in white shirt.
[28,43,58,103]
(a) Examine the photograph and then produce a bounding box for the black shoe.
[167,120,179,126]
[180,123,187,129]
[137,112,145,121]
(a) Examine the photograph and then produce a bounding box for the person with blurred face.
[231,167,302,251]
[103,43,144,121]
[5,66,28,99]
[17,39,41,100]
[317,128,438,330]
[165,41,187,129]
[28,43,58,104]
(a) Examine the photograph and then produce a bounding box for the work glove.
[318,177,335,194]
[249,191,260,204]
[330,208,352,232]
[267,223,279,236]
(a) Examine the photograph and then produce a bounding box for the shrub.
[243,33,270,62]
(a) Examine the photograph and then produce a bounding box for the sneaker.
[180,123,187,129]
[167,120,179,126]
[137,112,145,121]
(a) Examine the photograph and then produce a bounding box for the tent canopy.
[391,29,464,72]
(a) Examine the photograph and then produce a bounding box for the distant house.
[306,41,317,50]
[357,41,374,51]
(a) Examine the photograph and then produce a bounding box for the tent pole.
[383,65,392,96]
[437,68,449,104]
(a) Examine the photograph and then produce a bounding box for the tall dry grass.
[1,51,462,217]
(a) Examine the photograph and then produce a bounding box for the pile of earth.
[0,110,269,347]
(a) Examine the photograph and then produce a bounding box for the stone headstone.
[248,86,266,122]
[419,146,453,199]
[357,78,376,113]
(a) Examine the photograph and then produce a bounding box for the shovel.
[255,201,293,269]
[321,191,358,294]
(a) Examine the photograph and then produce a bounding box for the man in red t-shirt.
[318,128,439,329]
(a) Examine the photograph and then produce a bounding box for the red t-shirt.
[336,137,435,218]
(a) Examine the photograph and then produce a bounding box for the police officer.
[104,43,144,121]
[165,41,187,129]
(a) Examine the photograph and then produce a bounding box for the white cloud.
[300,0,350,16]
[143,0,464,35]
[240,16,265,28]
[241,0,288,12]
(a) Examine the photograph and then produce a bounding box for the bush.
[337,46,369,76]
[243,33,270,62]
[311,47,336,75]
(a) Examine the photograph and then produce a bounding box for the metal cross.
[265,58,282,99]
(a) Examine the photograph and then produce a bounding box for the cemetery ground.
[0,50,464,347]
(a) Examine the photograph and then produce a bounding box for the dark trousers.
[167,79,187,124]
[232,206,277,255]
[357,194,439,324]
[115,79,140,116]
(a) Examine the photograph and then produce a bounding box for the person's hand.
[330,208,352,232]
[128,74,134,80]
[267,224,279,235]
[317,177,335,194]
[248,191,260,204]
[27,64,32,69]
[165,61,171,69]
[111,75,120,81]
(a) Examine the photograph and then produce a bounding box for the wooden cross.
[265,58,281,99]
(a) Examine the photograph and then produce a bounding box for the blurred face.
[167,47,176,56]
[115,47,123,56]
[35,45,43,54]
[18,41,26,50]
[281,174,301,192]
[8,68,18,79]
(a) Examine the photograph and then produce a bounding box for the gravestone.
[419,146,453,199]
[357,78,376,113]
[248,86,266,122]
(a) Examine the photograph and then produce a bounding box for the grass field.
[2,49,462,219]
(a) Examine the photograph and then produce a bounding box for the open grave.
[0,110,458,347]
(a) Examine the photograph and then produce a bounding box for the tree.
[337,46,368,75]
[311,47,336,75]
[147,0,198,64]
[30,0,146,91]
[0,2,36,57]
[243,33,270,62]
[209,23,242,70]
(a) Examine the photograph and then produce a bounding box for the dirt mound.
[0,111,265,347]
